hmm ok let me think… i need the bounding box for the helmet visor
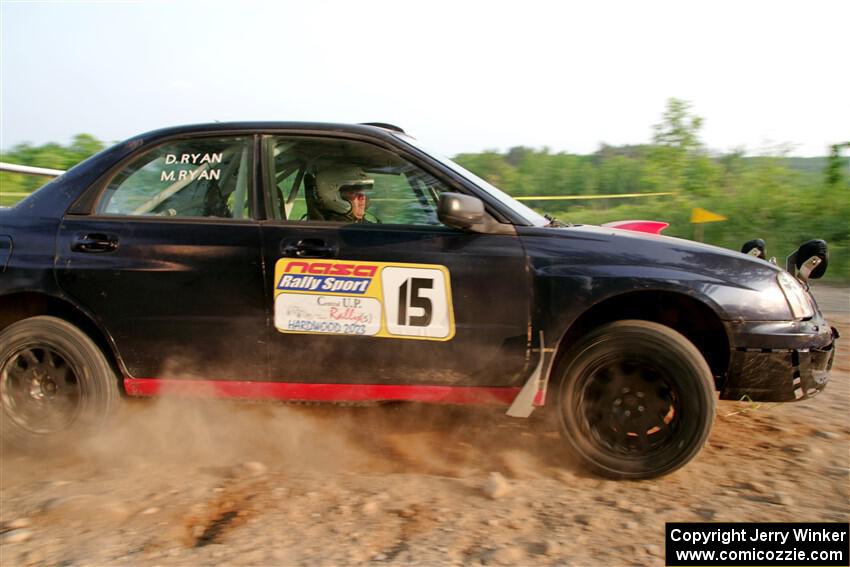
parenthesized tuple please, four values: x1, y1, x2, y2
(339, 181, 372, 202)
(339, 182, 372, 192)
(341, 191, 368, 202)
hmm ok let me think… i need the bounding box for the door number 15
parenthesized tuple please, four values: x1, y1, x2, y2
(397, 278, 432, 327)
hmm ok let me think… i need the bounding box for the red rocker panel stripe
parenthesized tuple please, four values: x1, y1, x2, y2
(124, 378, 524, 406)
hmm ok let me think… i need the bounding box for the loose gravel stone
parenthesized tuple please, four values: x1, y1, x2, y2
(39, 494, 94, 514)
(3, 528, 34, 543)
(775, 492, 795, 506)
(574, 513, 603, 528)
(237, 461, 268, 477)
(528, 540, 560, 556)
(692, 507, 717, 520)
(741, 481, 770, 494)
(100, 501, 132, 522)
(813, 430, 839, 440)
(5, 517, 32, 530)
(824, 466, 850, 478)
(492, 545, 526, 565)
(482, 472, 511, 500)
(397, 507, 417, 518)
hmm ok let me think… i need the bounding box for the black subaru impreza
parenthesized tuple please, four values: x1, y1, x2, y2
(0, 122, 838, 478)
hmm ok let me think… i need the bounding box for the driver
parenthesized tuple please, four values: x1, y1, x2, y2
(312, 165, 375, 223)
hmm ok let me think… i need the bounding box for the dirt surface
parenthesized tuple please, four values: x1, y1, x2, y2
(1, 287, 848, 566)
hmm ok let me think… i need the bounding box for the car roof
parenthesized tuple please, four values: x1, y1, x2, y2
(123, 122, 407, 146)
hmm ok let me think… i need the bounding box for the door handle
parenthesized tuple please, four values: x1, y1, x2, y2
(71, 233, 119, 253)
(281, 238, 337, 258)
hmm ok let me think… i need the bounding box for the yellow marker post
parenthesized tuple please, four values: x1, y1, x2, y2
(690, 208, 727, 223)
(690, 208, 727, 242)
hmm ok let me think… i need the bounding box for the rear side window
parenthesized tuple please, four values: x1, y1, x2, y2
(97, 137, 252, 219)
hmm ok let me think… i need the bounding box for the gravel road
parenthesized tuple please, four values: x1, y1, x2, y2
(1, 288, 848, 566)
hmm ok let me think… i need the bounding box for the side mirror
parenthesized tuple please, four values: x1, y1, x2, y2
(438, 193, 485, 230)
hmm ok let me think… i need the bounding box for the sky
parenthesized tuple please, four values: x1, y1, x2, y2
(1, 0, 848, 157)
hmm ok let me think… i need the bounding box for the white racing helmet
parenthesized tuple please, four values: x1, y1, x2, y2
(314, 165, 374, 216)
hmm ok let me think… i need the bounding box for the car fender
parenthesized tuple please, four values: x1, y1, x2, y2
(0, 289, 130, 379)
(531, 264, 749, 343)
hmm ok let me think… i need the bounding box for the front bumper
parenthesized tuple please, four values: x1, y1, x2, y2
(720, 319, 838, 402)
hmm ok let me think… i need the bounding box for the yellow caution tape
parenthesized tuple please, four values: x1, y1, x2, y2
(515, 192, 676, 201)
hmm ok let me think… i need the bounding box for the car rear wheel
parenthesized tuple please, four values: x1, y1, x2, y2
(0, 316, 120, 449)
(556, 320, 715, 479)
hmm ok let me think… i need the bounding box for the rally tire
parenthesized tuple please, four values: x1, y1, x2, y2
(556, 320, 715, 479)
(0, 316, 120, 450)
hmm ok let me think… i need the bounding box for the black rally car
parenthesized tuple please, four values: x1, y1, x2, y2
(0, 122, 838, 478)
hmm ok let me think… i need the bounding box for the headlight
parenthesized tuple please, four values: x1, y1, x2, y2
(777, 271, 814, 319)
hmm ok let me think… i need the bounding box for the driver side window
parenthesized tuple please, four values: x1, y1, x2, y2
(265, 136, 449, 226)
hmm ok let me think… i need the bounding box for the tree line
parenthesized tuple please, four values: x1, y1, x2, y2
(453, 100, 849, 280)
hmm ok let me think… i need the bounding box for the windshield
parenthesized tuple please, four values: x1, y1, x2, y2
(393, 133, 548, 227)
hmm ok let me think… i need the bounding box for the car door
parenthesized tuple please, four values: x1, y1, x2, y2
(55, 135, 267, 381)
(259, 133, 532, 390)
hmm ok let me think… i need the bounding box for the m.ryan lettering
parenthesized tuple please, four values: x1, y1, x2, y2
(160, 168, 220, 182)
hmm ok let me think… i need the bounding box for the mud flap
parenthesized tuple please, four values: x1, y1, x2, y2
(507, 331, 551, 418)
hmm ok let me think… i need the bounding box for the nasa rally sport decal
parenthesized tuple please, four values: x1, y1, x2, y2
(273, 259, 455, 340)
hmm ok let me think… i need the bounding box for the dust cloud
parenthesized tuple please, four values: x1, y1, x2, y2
(3, 373, 571, 488)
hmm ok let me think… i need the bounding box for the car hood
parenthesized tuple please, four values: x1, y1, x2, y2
(558, 224, 773, 271)
(518, 223, 792, 318)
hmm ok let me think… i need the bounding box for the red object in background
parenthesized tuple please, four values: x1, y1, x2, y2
(602, 220, 669, 234)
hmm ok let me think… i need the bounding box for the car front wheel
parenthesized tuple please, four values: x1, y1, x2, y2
(0, 316, 120, 449)
(556, 320, 715, 479)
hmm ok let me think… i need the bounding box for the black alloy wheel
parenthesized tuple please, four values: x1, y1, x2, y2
(0, 316, 120, 449)
(557, 320, 715, 479)
(2, 345, 83, 434)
